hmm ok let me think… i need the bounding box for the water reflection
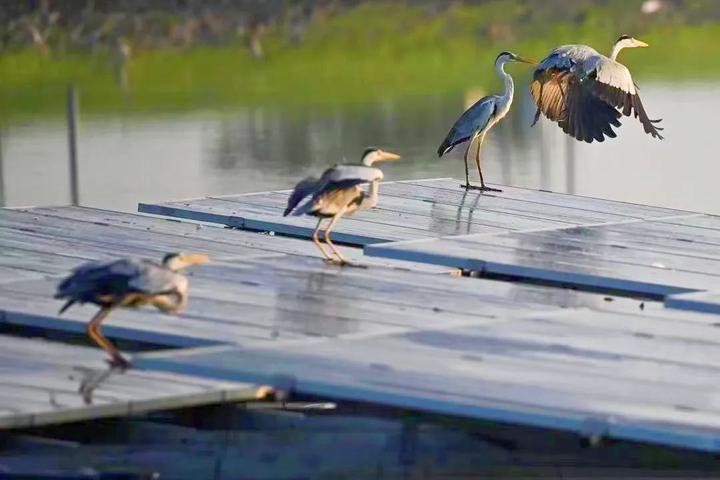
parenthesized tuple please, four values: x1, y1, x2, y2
(273, 270, 361, 338)
(2, 83, 719, 213)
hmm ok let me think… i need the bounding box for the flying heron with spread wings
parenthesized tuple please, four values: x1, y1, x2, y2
(530, 35, 663, 142)
(438, 51, 534, 192)
(55, 252, 208, 370)
(283, 147, 401, 266)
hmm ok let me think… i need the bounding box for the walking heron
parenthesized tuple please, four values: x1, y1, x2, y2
(283, 147, 401, 265)
(530, 35, 664, 142)
(55, 252, 209, 370)
(438, 51, 534, 192)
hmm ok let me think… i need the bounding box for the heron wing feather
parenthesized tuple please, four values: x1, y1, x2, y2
(588, 76, 664, 140)
(292, 166, 380, 216)
(437, 97, 496, 156)
(593, 58, 637, 95)
(587, 57, 662, 138)
(324, 165, 382, 183)
(530, 68, 570, 124)
(55, 258, 150, 303)
(556, 76, 622, 143)
(532, 45, 661, 142)
(284, 176, 322, 216)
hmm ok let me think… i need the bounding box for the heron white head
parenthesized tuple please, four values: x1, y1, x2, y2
(615, 34, 649, 49)
(162, 252, 209, 271)
(360, 147, 402, 166)
(494, 51, 535, 67)
(611, 35, 649, 60)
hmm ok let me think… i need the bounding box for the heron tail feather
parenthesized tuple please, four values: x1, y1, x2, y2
(58, 299, 75, 315)
(284, 176, 321, 216)
(437, 137, 454, 157)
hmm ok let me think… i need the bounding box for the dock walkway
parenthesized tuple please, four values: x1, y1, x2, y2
(139, 178, 690, 245)
(0, 335, 257, 429)
(3, 180, 720, 455)
(139, 178, 720, 299)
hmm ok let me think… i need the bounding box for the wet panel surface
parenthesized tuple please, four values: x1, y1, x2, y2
(0, 334, 259, 429)
(139, 304, 720, 453)
(365, 216, 720, 298)
(138, 179, 696, 246)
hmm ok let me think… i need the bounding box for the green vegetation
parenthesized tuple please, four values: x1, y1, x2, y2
(2, 1, 720, 122)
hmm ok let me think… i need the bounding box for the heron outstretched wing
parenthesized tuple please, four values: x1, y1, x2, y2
(589, 58, 663, 139)
(437, 96, 496, 156)
(531, 45, 662, 142)
(283, 176, 322, 216)
(55, 258, 177, 308)
(292, 165, 381, 216)
(284, 164, 384, 216)
(56, 259, 138, 300)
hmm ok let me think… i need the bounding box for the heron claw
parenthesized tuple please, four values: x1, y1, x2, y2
(460, 184, 503, 193)
(78, 362, 125, 405)
(105, 356, 132, 372)
(323, 258, 367, 269)
(340, 261, 368, 269)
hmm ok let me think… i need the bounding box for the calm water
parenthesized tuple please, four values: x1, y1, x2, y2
(2, 82, 719, 214)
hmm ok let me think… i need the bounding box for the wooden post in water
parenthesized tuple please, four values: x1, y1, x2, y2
(0, 128, 5, 207)
(67, 84, 80, 206)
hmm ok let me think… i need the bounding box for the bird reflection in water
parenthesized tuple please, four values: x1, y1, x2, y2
(500, 226, 626, 310)
(272, 269, 362, 338)
(423, 188, 487, 237)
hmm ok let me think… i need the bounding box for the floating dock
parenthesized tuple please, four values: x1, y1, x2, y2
(4, 179, 720, 476)
(0, 334, 258, 430)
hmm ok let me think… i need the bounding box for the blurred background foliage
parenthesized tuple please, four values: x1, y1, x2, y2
(2, 0, 720, 120)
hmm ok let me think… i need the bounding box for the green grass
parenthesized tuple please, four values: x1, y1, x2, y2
(2, 2, 720, 123)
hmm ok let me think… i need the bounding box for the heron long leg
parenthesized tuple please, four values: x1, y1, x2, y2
(311, 217, 334, 262)
(324, 209, 351, 265)
(474, 132, 502, 193)
(460, 134, 477, 189)
(87, 306, 130, 370)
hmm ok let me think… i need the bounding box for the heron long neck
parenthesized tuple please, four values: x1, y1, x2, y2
(360, 179, 381, 210)
(496, 60, 514, 106)
(610, 41, 625, 61)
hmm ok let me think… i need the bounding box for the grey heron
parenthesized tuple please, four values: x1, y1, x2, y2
(530, 35, 664, 142)
(438, 51, 534, 192)
(283, 147, 401, 265)
(55, 252, 209, 370)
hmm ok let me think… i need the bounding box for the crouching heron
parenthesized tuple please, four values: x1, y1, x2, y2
(283, 147, 401, 265)
(438, 51, 534, 192)
(55, 252, 209, 370)
(530, 35, 663, 142)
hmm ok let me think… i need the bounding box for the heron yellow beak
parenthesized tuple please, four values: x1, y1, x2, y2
(515, 55, 536, 65)
(179, 253, 210, 266)
(378, 150, 401, 162)
(633, 38, 649, 48)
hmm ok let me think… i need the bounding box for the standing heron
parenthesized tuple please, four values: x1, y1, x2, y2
(55, 252, 209, 370)
(530, 35, 663, 142)
(438, 51, 534, 192)
(283, 147, 401, 265)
